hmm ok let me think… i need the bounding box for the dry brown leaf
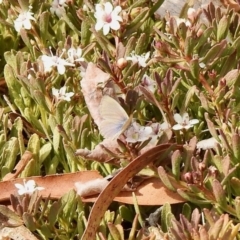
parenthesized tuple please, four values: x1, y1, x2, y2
(3, 151, 33, 181)
(0, 171, 102, 202)
(0, 160, 185, 239)
(76, 138, 119, 162)
(0, 225, 39, 240)
(0, 170, 184, 205)
(81, 143, 183, 240)
(83, 177, 184, 205)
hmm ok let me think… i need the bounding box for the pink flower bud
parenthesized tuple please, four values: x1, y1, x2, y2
(117, 58, 128, 69)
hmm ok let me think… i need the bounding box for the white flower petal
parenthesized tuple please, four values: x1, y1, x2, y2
(57, 64, 65, 75)
(173, 113, 183, 124)
(189, 119, 199, 125)
(15, 183, 24, 190)
(41, 50, 74, 75)
(52, 86, 74, 101)
(59, 86, 66, 94)
(125, 123, 153, 143)
(145, 52, 150, 60)
(113, 6, 122, 14)
(51, 0, 66, 17)
(52, 88, 58, 97)
(14, 21, 22, 32)
(172, 124, 183, 130)
(66, 92, 74, 97)
(67, 47, 84, 63)
(182, 112, 190, 122)
(95, 4, 103, 12)
(110, 21, 120, 30)
(103, 24, 110, 35)
(18, 189, 27, 195)
(25, 179, 36, 187)
(104, 2, 113, 14)
(183, 125, 192, 129)
(95, 21, 104, 31)
(23, 20, 32, 30)
(36, 186, 45, 191)
(126, 52, 149, 67)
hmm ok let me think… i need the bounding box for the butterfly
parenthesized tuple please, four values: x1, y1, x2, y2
(99, 95, 132, 139)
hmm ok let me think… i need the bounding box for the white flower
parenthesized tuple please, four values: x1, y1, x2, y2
(197, 137, 219, 150)
(174, 17, 191, 27)
(172, 113, 199, 130)
(151, 122, 170, 134)
(125, 122, 153, 143)
(14, 7, 36, 33)
(15, 179, 44, 195)
(94, 2, 122, 35)
(148, 122, 170, 145)
(141, 74, 157, 93)
(67, 47, 84, 63)
(187, 7, 197, 22)
(41, 49, 75, 75)
(52, 86, 74, 101)
(199, 62, 206, 68)
(50, 0, 67, 17)
(126, 52, 150, 67)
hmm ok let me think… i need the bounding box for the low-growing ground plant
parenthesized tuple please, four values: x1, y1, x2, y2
(1, 0, 240, 239)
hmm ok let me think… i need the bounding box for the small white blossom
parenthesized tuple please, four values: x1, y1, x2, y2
(41, 49, 75, 75)
(197, 137, 219, 150)
(67, 47, 84, 63)
(94, 2, 122, 35)
(50, 0, 67, 17)
(148, 122, 170, 145)
(199, 62, 206, 68)
(151, 122, 170, 135)
(52, 86, 74, 101)
(187, 7, 197, 22)
(14, 7, 36, 33)
(15, 179, 44, 195)
(141, 74, 157, 93)
(165, 17, 191, 29)
(126, 52, 150, 67)
(125, 122, 153, 143)
(174, 17, 191, 27)
(172, 113, 199, 130)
